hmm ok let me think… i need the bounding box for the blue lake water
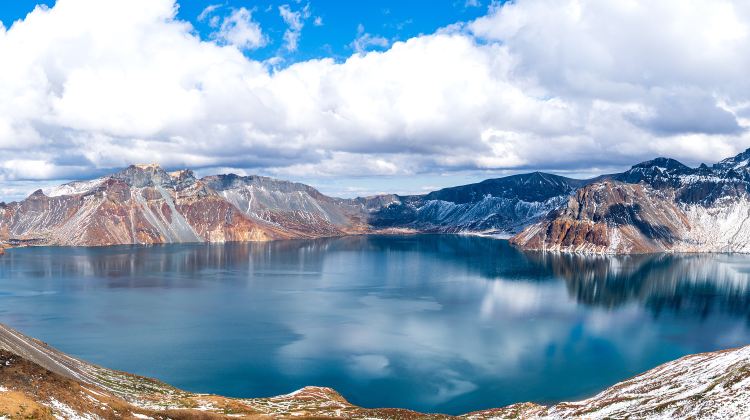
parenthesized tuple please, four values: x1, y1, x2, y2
(1, 234, 750, 414)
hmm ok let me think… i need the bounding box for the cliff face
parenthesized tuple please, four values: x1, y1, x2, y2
(0, 321, 748, 419)
(510, 181, 691, 253)
(512, 149, 750, 254)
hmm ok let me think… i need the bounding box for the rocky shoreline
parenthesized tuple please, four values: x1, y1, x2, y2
(0, 323, 747, 419)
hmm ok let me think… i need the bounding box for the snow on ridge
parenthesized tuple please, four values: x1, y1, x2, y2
(44, 178, 107, 197)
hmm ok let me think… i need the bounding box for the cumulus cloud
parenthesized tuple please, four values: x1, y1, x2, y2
(1, 0, 750, 200)
(279, 3, 311, 52)
(214, 7, 266, 50)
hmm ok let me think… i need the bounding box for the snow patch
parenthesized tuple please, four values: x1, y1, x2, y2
(44, 178, 106, 197)
(48, 397, 100, 420)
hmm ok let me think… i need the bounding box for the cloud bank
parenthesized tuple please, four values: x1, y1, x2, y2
(1, 0, 750, 198)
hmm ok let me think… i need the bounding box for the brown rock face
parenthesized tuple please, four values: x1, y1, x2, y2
(511, 181, 690, 254)
(0, 165, 368, 247)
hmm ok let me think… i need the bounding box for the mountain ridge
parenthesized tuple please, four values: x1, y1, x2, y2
(511, 148, 750, 254)
(7, 148, 750, 253)
(0, 164, 588, 247)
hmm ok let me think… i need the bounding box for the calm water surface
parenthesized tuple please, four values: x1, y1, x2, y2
(1, 235, 750, 414)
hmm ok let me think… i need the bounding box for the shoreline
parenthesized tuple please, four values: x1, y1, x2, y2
(8, 232, 750, 257)
(0, 322, 747, 419)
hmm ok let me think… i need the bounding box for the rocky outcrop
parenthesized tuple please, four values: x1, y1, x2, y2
(512, 148, 750, 254)
(510, 181, 690, 253)
(0, 322, 748, 419)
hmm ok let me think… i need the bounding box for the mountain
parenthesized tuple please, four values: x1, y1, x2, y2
(0, 321, 748, 419)
(0, 164, 369, 247)
(200, 173, 370, 236)
(512, 149, 750, 253)
(367, 172, 587, 235)
(0, 165, 587, 247)
(9, 149, 750, 253)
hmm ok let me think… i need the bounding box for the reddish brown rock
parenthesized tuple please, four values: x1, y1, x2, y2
(0, 165, 367, 248)
(511, 181, 690, 254)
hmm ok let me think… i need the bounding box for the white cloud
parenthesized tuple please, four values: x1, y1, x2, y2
(214, 7, 266, 50)
(2, 0, 750, 197)
(279, 3, 311, 52)
(351, 24, 390, 54)
(197, 4, 221, 22)
(313, 16, 323, 27)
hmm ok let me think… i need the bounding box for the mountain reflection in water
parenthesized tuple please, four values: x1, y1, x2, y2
(0, 235, 749, 414)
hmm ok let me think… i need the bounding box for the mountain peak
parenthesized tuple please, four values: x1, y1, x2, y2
(714, 147, 750, 171)
(631, 157, 690, 172)
(614, 157, 693, 188)
(114, 163, 172, 188)
(133, 163, 162, 170)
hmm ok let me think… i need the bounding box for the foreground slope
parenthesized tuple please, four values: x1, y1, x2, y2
(0, 323, 748, 419)
(512, 150, 750, 254)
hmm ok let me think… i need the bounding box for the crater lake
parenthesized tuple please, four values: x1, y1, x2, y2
(1, 235, 750, 414)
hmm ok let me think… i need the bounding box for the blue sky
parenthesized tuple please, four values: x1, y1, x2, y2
(1, 1, 489, 64)
(0, 0, 749, 202)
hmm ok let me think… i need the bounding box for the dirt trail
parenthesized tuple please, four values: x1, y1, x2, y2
(0, 324, 95, 384)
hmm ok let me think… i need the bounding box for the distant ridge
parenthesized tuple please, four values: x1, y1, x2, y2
(8, 149, 750, 253)
(0, 164, 588, 247)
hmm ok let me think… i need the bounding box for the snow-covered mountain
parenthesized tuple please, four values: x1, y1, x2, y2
(367, 172, 587, 236)
(512, 148, 750, 254)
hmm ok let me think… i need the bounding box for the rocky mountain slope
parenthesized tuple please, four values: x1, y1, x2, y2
(0, 322, 747, 419)
(367, 172, 587, 236)
(512, 149, 750, 254)
(8, 149, 750, 252)
(0, 164, 370, 247)
(0, 166, 586, 247)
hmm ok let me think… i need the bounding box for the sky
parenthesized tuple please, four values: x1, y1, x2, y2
(1, 0, 750, 201)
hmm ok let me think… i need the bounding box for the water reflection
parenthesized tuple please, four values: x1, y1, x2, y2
(0, 235, 749, 414)
(527, 251, 750, 319)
